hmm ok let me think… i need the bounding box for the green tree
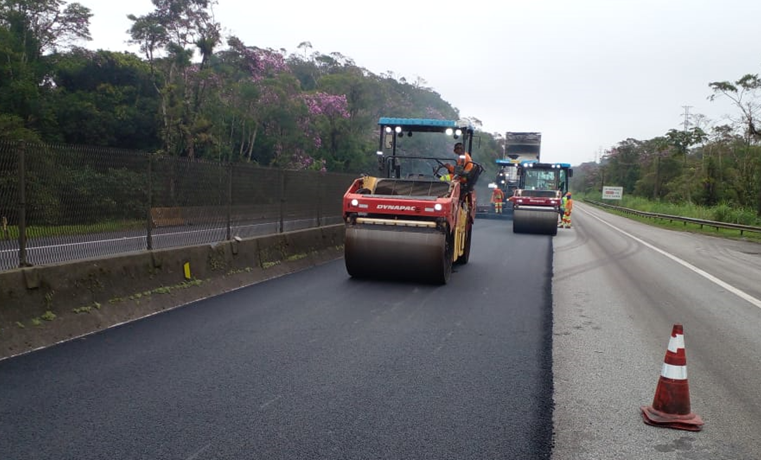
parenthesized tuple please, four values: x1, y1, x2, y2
(602, 139, 642, 194)
(709, 74, 761, 215)
(0, 113, 41, 141)
(128, 0, 221, 158)
(709, 74, 761, 141)
(0, 0, 92, 140)
(0, 0, 91, 56)
(50, 48, 160, 150)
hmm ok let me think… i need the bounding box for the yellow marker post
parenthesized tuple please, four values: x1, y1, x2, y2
(183, 262, 191, 280)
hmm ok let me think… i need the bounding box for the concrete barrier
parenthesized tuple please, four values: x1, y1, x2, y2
(0, 225, 346, 360)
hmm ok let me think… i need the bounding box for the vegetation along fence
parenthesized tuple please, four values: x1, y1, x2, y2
(0, 141, 358, 271)
(586, 200, 761, 236)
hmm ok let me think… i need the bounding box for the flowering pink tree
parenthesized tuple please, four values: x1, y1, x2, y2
(226, 37, 290, 81)
(212, 38, 353, 170)
(289, 92, 350, 170)
(219, 40, 350, 170)
(289, 150, 326, 172)
(302, 92, 350, 119)
(218, 37, 296, 164)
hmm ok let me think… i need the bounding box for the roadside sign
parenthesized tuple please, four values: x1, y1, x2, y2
(602, 186, 623, 200)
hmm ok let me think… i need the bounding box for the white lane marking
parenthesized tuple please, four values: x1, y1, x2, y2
(186, 443, 212, 460)
(0, 235, 148, 252)
(260, 395, 282, 409)
(0, 218, 334, 257)
(434, 330, 455, 354)
(583, 208, 761, 310)
(0, 222, 278, 254)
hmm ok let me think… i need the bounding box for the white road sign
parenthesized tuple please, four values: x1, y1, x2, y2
(602, 186, 623, 200)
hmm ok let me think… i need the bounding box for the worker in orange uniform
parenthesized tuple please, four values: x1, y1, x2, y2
(444, 142, 474, 184)
(491, 187, 505, 214)
(561, 192, 573, 228)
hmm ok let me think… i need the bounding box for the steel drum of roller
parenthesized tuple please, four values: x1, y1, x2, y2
(513, 208, 559, 235)
(345, 225, 452, 284)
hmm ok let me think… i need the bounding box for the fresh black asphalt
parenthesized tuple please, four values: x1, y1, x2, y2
(0, 218, 554, 459)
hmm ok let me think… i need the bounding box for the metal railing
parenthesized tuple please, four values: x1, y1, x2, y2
(586, 200, 761, 236)
(0, 141, 358, 271)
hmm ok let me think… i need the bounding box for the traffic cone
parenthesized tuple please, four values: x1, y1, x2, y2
(641, 324, 704, 431)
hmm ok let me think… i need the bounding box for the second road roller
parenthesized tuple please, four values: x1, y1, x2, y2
(508, 161, 573, 235)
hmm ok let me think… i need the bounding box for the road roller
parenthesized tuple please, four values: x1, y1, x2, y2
(343, 118, 483, 284)
(509, 161, 573, 236)
(476, 132, 542, 221)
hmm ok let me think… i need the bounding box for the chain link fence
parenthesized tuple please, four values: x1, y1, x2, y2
(0, 141, 357, 271)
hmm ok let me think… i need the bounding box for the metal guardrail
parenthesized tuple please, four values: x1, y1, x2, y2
(586, 200, 761, 236)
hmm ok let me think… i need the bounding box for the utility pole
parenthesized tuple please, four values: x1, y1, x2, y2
(681, 106, 692, 131)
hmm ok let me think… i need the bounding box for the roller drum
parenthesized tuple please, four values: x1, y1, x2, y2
(513, 208, 558, 235)
(345, 225, 451, 284)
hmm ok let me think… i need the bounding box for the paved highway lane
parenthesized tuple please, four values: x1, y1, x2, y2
(552, 203, 761, 460)
(1, 218, 555, 460)
(0, 217, 342, 271)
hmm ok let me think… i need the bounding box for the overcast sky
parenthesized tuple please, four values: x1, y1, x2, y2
(79, 0, 760, 166)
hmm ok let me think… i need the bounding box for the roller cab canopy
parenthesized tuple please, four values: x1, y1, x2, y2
(377, 118, 477, 180)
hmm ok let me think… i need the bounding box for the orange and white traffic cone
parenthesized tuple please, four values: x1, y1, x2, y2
(641, 324, 704, 431)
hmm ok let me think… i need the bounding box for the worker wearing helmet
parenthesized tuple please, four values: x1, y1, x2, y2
(491, 187, 505, 214)
(561, 192, 573, 228)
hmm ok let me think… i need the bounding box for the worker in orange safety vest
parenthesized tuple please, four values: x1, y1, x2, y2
(491, 187, 505, 214)
(560, 192, 573, 228)
(443, 142, 474, 183)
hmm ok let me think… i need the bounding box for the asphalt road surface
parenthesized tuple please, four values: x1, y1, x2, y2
(3, 205, 760, 459)
(0, 216, 343, 271)
(1, 218, 555, 460)
(552, 203, 761, 460)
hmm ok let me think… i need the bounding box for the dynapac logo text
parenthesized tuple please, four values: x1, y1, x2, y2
(377, 205, 416, 211)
